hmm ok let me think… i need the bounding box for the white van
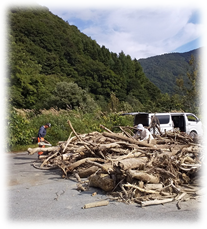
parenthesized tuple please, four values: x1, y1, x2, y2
(121, 112, 203, 138)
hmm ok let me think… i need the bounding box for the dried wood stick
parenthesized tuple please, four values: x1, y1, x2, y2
(127, 170, 160, 184)
(62, 131, 74, 153)
(82, 200, 109, 209)
(73, 171, 82, 183)
(107, 150, 142, 162)
(109, 148, 129, 154)
(146, 154, 155, 167)
(97, 142, 120, 151)
(153, 167, 176, 179)
(77, 183, 86, 191)
(115, 141, 140, 149)
(67, 120, 82, 142)
(120, 183, 128, 198)
(86, 160, 113, 173)
(145, 184, 163, 191)
(102, 132, 156, 148)
(169, 179, 181, 193)
(78, 166, 99, 178)
(119, 126, 132, 138)
(124, 183, 160, 194)
(175, 192, 187, 201)
(180, 163, 201, 168)
(67, 120, 95, 155)
(28, 146, 60, 155)
(141, 198, 174, 207)
(180, 163, 202, 171)
(40, 151, 59, 168)
(58, 164, 67, 175)
(66, 157, 105, 172)
(182, 156, 195, 164)
(100, 124, 113, 133)
(122, 126, 136, 136)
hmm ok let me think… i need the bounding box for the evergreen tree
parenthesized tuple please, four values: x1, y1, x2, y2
(175, 55, 200, 114)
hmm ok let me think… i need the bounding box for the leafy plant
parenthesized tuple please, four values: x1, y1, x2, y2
(175, 55, 200, 114)
(7, 108, 34, 148)
(46, 81, 99, 112)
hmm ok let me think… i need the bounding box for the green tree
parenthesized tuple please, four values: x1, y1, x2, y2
(108, 92, 120, 112)
(9, 37, 42, 108)
(175, 55, 200, 114)
(47, 81, 99, 112)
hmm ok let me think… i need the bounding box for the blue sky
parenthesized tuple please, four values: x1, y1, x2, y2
(32, 1, 203, 59)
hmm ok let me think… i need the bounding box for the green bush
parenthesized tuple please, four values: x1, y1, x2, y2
(7, 108, 34, 148)
(45, 82, 99, 113)
(22, 108, 103, 145)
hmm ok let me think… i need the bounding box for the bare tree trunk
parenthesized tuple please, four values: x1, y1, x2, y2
(103, 132, 156, 148)
(28, 146, 60, 155)
(89, 173, 115, 192)
(127, 169, 160, 183)
(118, 157, 148, 170)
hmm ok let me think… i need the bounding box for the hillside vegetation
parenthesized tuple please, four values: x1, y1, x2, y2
(9, 6, 163, 112)
(138, 48, 201, 95)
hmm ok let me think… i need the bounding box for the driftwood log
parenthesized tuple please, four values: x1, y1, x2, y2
(118, 157, 148, 170)
(141, 198, 174, 207)
(83, 200, 109, 209)
(127, 170, 160, 184)
(78, 166, 99, 178)
(89, 173, 115, 192)
(102, 132, 156, 148)
(28, 146, 60, 155)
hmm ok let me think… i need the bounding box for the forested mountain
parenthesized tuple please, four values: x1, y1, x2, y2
(138, 48, 201, 95)
(8, 6, 162, 112)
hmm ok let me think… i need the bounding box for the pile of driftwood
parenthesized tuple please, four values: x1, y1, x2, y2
(28, 120, 203, 208)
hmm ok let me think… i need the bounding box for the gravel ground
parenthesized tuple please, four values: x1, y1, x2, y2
(4, 151, 206, 228)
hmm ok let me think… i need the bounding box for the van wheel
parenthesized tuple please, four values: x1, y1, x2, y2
(189, 131, 197, 139)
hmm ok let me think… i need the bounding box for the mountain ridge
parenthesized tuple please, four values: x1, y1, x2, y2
(9, 5, 200, 113)
(138, 48, 201, 94)
(9, 6, 162, 111)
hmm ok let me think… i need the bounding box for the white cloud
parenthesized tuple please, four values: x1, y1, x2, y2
(201, 0, 207, 6)
(0, 0, 4, 5)
(37, 3, 203, 59)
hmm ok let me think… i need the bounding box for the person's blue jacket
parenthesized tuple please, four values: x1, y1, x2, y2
(37, 125, 47, 138)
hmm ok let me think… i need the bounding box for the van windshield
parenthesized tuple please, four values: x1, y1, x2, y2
(155, 115, 170, 124)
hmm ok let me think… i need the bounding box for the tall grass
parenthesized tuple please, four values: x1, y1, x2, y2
(5, 109, 207, 151)
(26, 109, 133, 147)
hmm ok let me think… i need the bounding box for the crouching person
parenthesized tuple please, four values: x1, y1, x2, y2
(135, 123, 156, 144)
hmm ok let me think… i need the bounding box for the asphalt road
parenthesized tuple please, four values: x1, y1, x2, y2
(4, 151, 206, 227)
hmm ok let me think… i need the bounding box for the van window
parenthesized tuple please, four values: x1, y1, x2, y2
(187, 114, 197, 122)
(155, 115, 170, 124)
